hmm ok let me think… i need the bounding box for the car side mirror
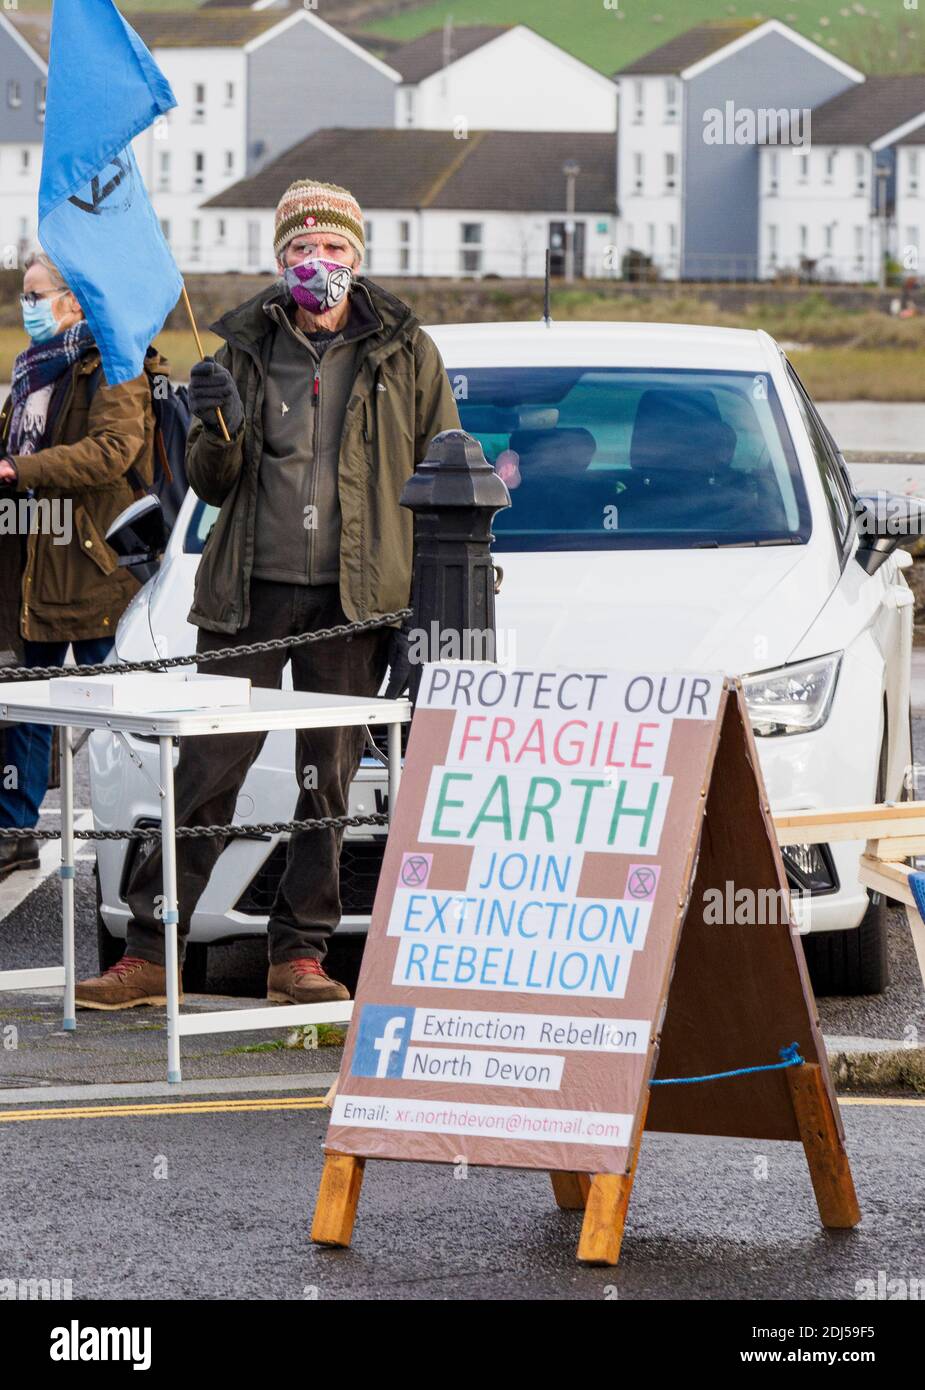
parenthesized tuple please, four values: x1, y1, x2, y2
(105, 495, 167, 584)
(854, 490, 925, 574)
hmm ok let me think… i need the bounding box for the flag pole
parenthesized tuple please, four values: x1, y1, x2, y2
(181, 284, 231, 442)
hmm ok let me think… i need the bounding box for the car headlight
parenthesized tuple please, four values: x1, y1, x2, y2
(741, 652, 842, 736)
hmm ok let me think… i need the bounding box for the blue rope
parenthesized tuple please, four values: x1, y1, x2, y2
(649, 1042, 804, 1087)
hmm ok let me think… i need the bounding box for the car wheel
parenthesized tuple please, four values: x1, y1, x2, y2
(801, 727, 890, 996)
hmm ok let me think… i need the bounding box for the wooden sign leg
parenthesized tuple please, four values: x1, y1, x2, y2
(787, 1064, 861, 1229)
(550, 1172, 591, 1210)
(576, 1101, 648, 1266)
(311, 1152, 366, 1247)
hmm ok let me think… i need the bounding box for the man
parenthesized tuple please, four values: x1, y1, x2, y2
(76, 180, 460, 1010)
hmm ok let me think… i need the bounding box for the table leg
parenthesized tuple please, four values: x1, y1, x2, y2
(60, 725, 76, 1032)
(159, 736, 182, 1084)
(388, 720, 402, 818)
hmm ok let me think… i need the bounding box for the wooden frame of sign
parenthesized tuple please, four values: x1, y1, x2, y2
(312, 672, 860, 1266)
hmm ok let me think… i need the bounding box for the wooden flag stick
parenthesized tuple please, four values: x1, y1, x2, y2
(181, 284, 230, 442)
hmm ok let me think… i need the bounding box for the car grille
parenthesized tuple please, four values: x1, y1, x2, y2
(233, 837, 387, 917)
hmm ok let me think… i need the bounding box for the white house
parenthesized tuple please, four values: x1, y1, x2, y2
(0, 11, 46, 268)
(759, 75, 925, 282)
(388, 23, 618, 134)
(6, 6, 401, 272)
(613, 20, 863, 280)
(892, 122, 925, 280)
(200, 127, 618, 278)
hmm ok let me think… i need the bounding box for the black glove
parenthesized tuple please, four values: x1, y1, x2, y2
(188, 358, 244, 437)
(383, 620, 412, 699)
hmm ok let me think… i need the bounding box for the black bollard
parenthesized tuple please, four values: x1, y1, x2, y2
(400, 429, 510, 702)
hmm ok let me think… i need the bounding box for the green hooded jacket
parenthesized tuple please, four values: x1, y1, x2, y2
(186, 276, 461, 635)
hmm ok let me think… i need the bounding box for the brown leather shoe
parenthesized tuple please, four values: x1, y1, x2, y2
(75, 956, 183, 1011)
(267, 958, 350, 1005)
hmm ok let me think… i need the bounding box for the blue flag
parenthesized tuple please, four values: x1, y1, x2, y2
(38, 0, 182, 385)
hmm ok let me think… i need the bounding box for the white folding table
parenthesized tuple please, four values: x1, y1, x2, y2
(0, 681, 410, 1082)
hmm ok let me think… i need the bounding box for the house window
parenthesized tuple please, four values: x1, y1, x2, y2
(664, 78, 679, 121)
(193, 84, 206, 122)
(364, 219, 373, 272)
(224, 151, 234, 177)
(824, 223, 834, 254)
(909, 151, 919, 195)
(799, 224, 808, 253)
(7, 80, 21, 108)
(20, 148, 30, 175)
(216, 219, 227, 245)
(35, 81, 45, 121)
(190, 219, 202, 263)
(158, 150, 171, 192)
(398, 219, 411, 273)
(824, 150, 836, 182)
(460, 222, 482, 275)
(225, 82, 235, 106)
(402, 88, 415, 126)
(633, 80, 644, 122)
(767, 224, 778, 262)
(768, 151, 779, 193)
(664, 152, 676, 191)
(633, 152, 644, 193)
(247, 220, 260, 269)
(646, 223, 655, 253)
(193, 152, 205, 191)
(668, 223, 678, 253)
(855, 226, 865, 263)
(906, 226, 919, 257)
(799, 153, 809, 183)
(159, 218, 171, 242)
(855, 151, 866, 191)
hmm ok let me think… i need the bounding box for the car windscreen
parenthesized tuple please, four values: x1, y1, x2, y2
(184, 500, 219, 555)
(449, 366, 811, 550)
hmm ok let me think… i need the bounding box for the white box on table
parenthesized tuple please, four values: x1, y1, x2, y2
(47, 673, 252, 711)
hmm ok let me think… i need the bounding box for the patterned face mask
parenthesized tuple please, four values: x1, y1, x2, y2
(282, 257, 353, 314)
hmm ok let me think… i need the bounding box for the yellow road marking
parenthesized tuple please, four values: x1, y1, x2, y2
(839, 1096, 925, 1108)
(0, 1096, 329, 1122)
(0, 1094, 920, 1124)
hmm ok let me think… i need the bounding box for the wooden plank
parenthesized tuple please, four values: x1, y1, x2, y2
(550, 1172, 591, 1210)
(577, 1100, 648, 1265)
(866, 837, 925, 859)
(774, 803, 925, 845)
(787, 1064, 861, 1230)
(858, 855, 916, 907)
(311, 1152, 366, 1247)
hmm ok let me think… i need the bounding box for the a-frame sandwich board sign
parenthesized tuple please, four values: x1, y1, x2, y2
(311, 663, 860, 1265)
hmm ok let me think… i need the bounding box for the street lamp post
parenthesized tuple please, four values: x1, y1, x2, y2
(563, 159, 580, 283)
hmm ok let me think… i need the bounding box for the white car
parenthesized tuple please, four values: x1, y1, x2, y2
(91, 320, 916, 996)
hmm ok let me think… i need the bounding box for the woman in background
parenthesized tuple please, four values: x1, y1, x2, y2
(0, 251, 156, 879)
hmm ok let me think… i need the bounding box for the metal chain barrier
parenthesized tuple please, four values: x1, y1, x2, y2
(0, 607, 409, 841)
(0, 814, 389, 841)
(0, 608, 411, 683)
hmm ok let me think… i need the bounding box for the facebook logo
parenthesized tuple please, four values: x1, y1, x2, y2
(352, 1004, 415, 1079)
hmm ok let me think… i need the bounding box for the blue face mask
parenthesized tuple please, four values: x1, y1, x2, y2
(23, 299, 61, 344)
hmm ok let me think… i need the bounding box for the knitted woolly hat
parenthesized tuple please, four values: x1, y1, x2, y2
(274, 181, 365, 262)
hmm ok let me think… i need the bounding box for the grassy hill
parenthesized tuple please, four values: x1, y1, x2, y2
(12, 0, 925, 76)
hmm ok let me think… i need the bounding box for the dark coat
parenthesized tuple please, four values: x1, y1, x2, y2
(185, 276, 461, 635)
(0, 349, 157, 643)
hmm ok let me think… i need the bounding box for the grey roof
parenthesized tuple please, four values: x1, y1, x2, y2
(204, 127, 616, 212)
(612, 20, 763, 77)
(386, 25, 512, 83)
(806, 75, 925, 144)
